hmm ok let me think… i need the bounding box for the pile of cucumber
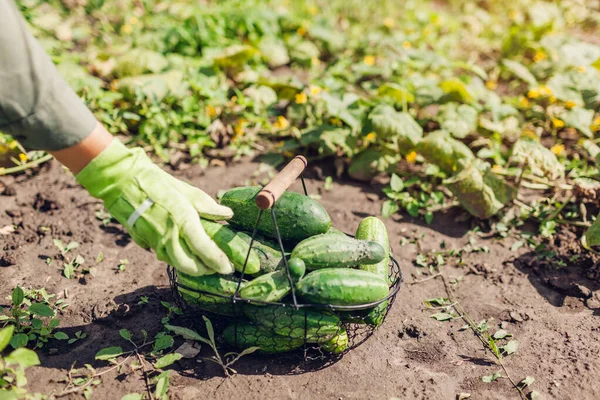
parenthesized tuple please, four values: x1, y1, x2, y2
(176, 186, 394, 354)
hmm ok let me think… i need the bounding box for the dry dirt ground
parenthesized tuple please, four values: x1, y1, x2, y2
(1, 158, 600, 400)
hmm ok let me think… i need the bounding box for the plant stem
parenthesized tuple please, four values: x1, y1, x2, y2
(135, 350, 154, 400)
(0, 154, 53, 176)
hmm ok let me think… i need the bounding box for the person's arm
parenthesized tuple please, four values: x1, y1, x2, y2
(0, 0, 234, 276)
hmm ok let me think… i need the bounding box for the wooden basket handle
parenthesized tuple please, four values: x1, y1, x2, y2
(255, 155, 307, 209)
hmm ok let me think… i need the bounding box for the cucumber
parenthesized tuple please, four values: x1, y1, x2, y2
(291, 234, 385, 269)
(355, 217, 390, 284)
(364, 301, 388, 327)
(239, 269, 293, 302)
(326, 226, 347, 236)
(321, 327, 348, 354)
(220, 186, 331, 242)
(176, 272, 244, 316)
(200, 219, 261, 274)
(296, 268, 389, 306)
(243, 304, 341, 343)
(287, 258, 306, 280)
(237, 232, 283, 274)
(222, 323, 303, 353)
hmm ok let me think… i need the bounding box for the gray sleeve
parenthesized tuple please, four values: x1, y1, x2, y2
(0, 0, 97, 151)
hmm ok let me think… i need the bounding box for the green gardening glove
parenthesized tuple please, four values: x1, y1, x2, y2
(76, 139, 234, 276)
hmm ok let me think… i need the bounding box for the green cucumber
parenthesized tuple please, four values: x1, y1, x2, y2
(237, 232, 284, 274)
(355, 217, 390, 284)
(321, 327, 348, 354)
(326, 226, 347, 236)
(220, 186, 331, 242)
(239, 269, 293, 302)
(287, 258, 306, 280)
(364, 301, 388, 327)
(176, 272, 244, 316)
(243, 304, 341, 343)
(200, 219, 261, 274)
(296, 268, 389, 306)
(291, 234, 385, 269)
(222, 323, 303, 353)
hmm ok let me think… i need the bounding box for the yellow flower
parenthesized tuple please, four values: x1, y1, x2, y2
(309, 85, 322, 95)
(405, 151, 417, 163)
(205, 105, 217, 118)
(485, 80, 498, 90)
(539, 85, 553, 96)
(295, 92, 307, 104)
(273, 115, 290, 129)
(275, 141, 285, 148)
(297, 26, 307, 36)
(549, 96, 557, 104)
(522, 128, 537, 138)
(565, 100, 577, 109)
(363, 55, 375, 66)
(330, 117, 342, 126)
(311, 56, 321, 66)
(508, 10, 518, 21)
(402, 41, 411, 49)
(110, 79, 119, 91)
(383, 17, 394, 28)
(121, 24, 132, 34)
(19, 153, 28, 162)
(550, 144, 565, 156)
(234, 119, 247, 138)
(423, 27, 432, 36)
(591, 117, 600, 132)
(519, 97, 531, 108)
(283, 150, 294, 157)
(365, 132, 376, 143)
(527, 89, 540, 99)
(308, 6, 318, 15)
(576, 66, 587, 73)
(492, 164, 503, 172)
(533, 50, 547, 63)
(129, 16, 139, 25)
(552, 118, 565, 129)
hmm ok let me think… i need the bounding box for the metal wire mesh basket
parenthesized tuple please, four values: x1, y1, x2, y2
(167, 156, 403, 360)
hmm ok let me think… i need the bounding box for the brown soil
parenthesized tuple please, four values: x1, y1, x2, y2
(1, 159, 600, 400)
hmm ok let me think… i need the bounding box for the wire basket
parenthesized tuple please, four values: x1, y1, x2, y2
(167, 156, 403, 360)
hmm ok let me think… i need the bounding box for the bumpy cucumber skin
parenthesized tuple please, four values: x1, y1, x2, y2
(291, 234, 385, 269)
(320, 327, 349, 354)
(326, 226, 347, 236)
(220, 187, 332, 242)
(287, 258, 306, 280)
(243, 304, 341, 343)
(239, 269, 291, 302)
(237, 232, 283, 274)
(176, 272, 245, 316)
(355, 217, 390, 284)
(200, 219, 261, 274)
(296, 268, 389, 306)
(222, 323, 303, 353)
(364, 301, 388, 327)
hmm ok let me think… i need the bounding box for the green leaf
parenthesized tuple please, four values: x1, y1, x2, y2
(0, 325, 15, 352)
(519, 376, 535, 388)
(202, 316, 216, 347)
(121, 394, 143, 400)
(481, 371, 502, 383)
(95, 346, 124, 361)
(10, 333, 29, 349)
(155, 370, 171, 399)
(492, 329, 509, 340)
(500, 340, 518, 355)
(430, 312, 454, 321)
(211, 44, 257, 69)
(381, 200, 399, 219)
(63, 262, 75, 279)
(510, 241, 523, 252)
(437, 103, 478, 139)
(592, 57, 600, 72)
(4, 348, 40, 368)
(390, 174, 404, 192)
(119, 329, 132, 341)
(502, 60, 538, 86)
(368, 105, 423, 152)
(12, 286, 24, 307)
(114, 49, 168, 77)
(378, 83, 415, 104)
(28, 303, 55, 317)
(164, 325, 209, 344)
(154, 353, 183, 369)
(424, 297, 449, 307)
(528, 391, 540, 400)
(418, 131, 474, 174)
(510, 138, 564, 179)
(348, 147, 401, 181)
(439, 78, 474, 103)
(258, 37, 290, 68)
(54, 332, 69, 340)
(560, 107, 594, 138)
(153, 335, 174, 353)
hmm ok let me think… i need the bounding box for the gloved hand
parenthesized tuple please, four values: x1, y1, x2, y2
(76, 139, 234, 276)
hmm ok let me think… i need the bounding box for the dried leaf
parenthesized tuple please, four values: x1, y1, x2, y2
(418, 130, 474, 173)
(511, 138, 565, 179)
